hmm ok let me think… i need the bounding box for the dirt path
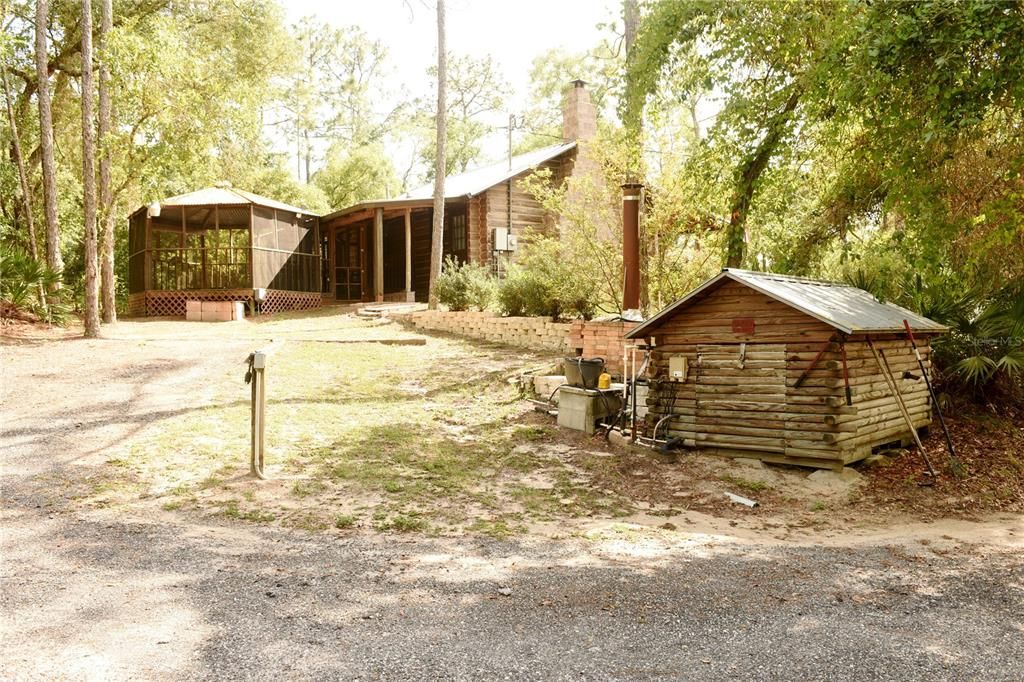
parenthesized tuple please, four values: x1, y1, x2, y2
(2, 318, 1022, 680)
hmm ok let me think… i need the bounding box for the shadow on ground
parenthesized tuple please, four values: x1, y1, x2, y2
(2, 507, 1021, 680)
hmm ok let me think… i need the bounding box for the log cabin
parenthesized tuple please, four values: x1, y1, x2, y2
(625, 269, 948, 470)
(318, 80, 599, 303)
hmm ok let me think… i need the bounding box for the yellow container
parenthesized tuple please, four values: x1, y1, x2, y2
(597, 372, 612, 390)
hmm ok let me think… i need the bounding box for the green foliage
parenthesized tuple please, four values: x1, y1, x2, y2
(517, 45, 622, 152)
(247, 165, 330, 214)
(414, 53, 508, 180)
(627, 0, 1023, 285)
(938, 281, 1024, 393)
(497, 266, 555, 318)
(840, 253, 1023, 395)
(280, 18, 401, 185)
(333, 514, 358, 530)
(0, 246, 68, 322)
(314, 143, 399, 209)
(434, 256, 496, 312)
(497, 238, 598, 321)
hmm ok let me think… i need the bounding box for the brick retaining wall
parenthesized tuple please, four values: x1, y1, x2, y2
(390, 310, 639, 376)
(389, 310, 572, 353)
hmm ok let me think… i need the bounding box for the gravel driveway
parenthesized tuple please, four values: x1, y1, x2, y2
(2, 324, 1022, 681)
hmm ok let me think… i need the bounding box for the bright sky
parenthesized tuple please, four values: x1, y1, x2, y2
(281, 0, 616, 174)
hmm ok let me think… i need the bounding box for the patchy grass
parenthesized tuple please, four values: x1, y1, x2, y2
(219, 499, 276, 523)
(334, 514, 358, 529)
(720, 474, 771, 494)
(467, 518, 526, 538)
(95, 313, 638, 534)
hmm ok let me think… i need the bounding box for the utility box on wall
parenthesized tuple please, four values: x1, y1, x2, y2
(493, 227, 517, 253)
(669, 355, 688, 382)
(493, 227, 510, 252)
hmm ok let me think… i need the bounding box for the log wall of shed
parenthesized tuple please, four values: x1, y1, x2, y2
(641, 281, 936, 468)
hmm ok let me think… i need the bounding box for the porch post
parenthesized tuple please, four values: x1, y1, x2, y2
(374, 207, 384, 302)
(404, 208, 412, 300)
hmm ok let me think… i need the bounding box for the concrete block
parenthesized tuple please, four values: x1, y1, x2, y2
(232, 301, 246, 320)
(201, 309, 231, 322)
(557, 386, 622, 435)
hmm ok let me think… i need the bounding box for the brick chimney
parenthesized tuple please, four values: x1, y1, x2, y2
(562, 79, 597, 142)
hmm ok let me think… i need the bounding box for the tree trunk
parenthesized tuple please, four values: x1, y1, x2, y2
(624, 0, 639, 55)
(303, 129, 311, 183)
(98, 0, 116, 323)
(2, 66, 47, 314)
(427, 0, 447, 310)
(2, 68, 39, 263)
(81, 0, 101, 338)
(622, 0, 643, 155)
(724, 88, 801, 268)
(35, 0, 63, 285)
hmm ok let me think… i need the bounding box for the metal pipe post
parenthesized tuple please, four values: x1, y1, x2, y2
(621, 183, 643, 313)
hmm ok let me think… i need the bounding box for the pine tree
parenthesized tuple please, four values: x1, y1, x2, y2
(427, 0, 447, 309)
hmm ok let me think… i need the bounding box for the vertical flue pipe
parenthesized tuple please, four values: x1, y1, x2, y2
(621, 182, 643, 313)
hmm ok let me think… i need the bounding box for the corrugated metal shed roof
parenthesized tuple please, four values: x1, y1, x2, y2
(626, 269, 949, 338)
(320, 141, 576, 221)
(155, 186, 318, 216)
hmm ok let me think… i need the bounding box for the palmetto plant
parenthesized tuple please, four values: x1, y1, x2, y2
(848, 268, 1023, 393)
(925, 279, 1024, 391)
(952, 283, 1024, 386)
(0, 246, 65, 322)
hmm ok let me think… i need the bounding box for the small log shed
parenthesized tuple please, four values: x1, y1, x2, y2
(626, 269, 948, 470)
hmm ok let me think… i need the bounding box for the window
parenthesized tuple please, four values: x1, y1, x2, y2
(444, 210, 467, 262)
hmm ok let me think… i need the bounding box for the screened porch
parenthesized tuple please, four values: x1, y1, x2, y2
(126, 188, 323, 317)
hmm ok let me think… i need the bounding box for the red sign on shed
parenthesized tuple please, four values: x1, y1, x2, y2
(732, 318, 756, 335)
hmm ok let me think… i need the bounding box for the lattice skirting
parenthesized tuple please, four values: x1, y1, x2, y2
(135, 289, 322, 317)
(260, 290, 322, 315)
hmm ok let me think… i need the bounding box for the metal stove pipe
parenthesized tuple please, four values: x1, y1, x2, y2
(621, 182, 643, 314)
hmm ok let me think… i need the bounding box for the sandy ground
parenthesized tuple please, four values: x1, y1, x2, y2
(2, 315, 1022, 680)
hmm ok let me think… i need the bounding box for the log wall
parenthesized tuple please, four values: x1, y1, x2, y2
(484, 159, 564, 250)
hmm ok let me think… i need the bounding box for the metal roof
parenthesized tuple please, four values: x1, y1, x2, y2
(399, 141, 576, 200)
(321, 141, 576, 221)
(625, 269, 949, 338)
(153, 186, 318, 216)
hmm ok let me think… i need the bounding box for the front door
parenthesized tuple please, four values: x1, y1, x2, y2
(334, 227, 365, 301)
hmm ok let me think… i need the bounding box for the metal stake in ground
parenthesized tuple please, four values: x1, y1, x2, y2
(245, 350, 267, 480)
(903, 319, 965, 478)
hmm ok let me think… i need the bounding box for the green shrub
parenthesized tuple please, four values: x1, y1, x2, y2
(434, 256, 496, 311)
(497, 266, 557, 317)
(497, 237, 600, 320)
(0, 246, 68, 323)
(848, 264, 1023, 396)
(334, 514, 358, 529)
(932, 280, 1024, 394)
